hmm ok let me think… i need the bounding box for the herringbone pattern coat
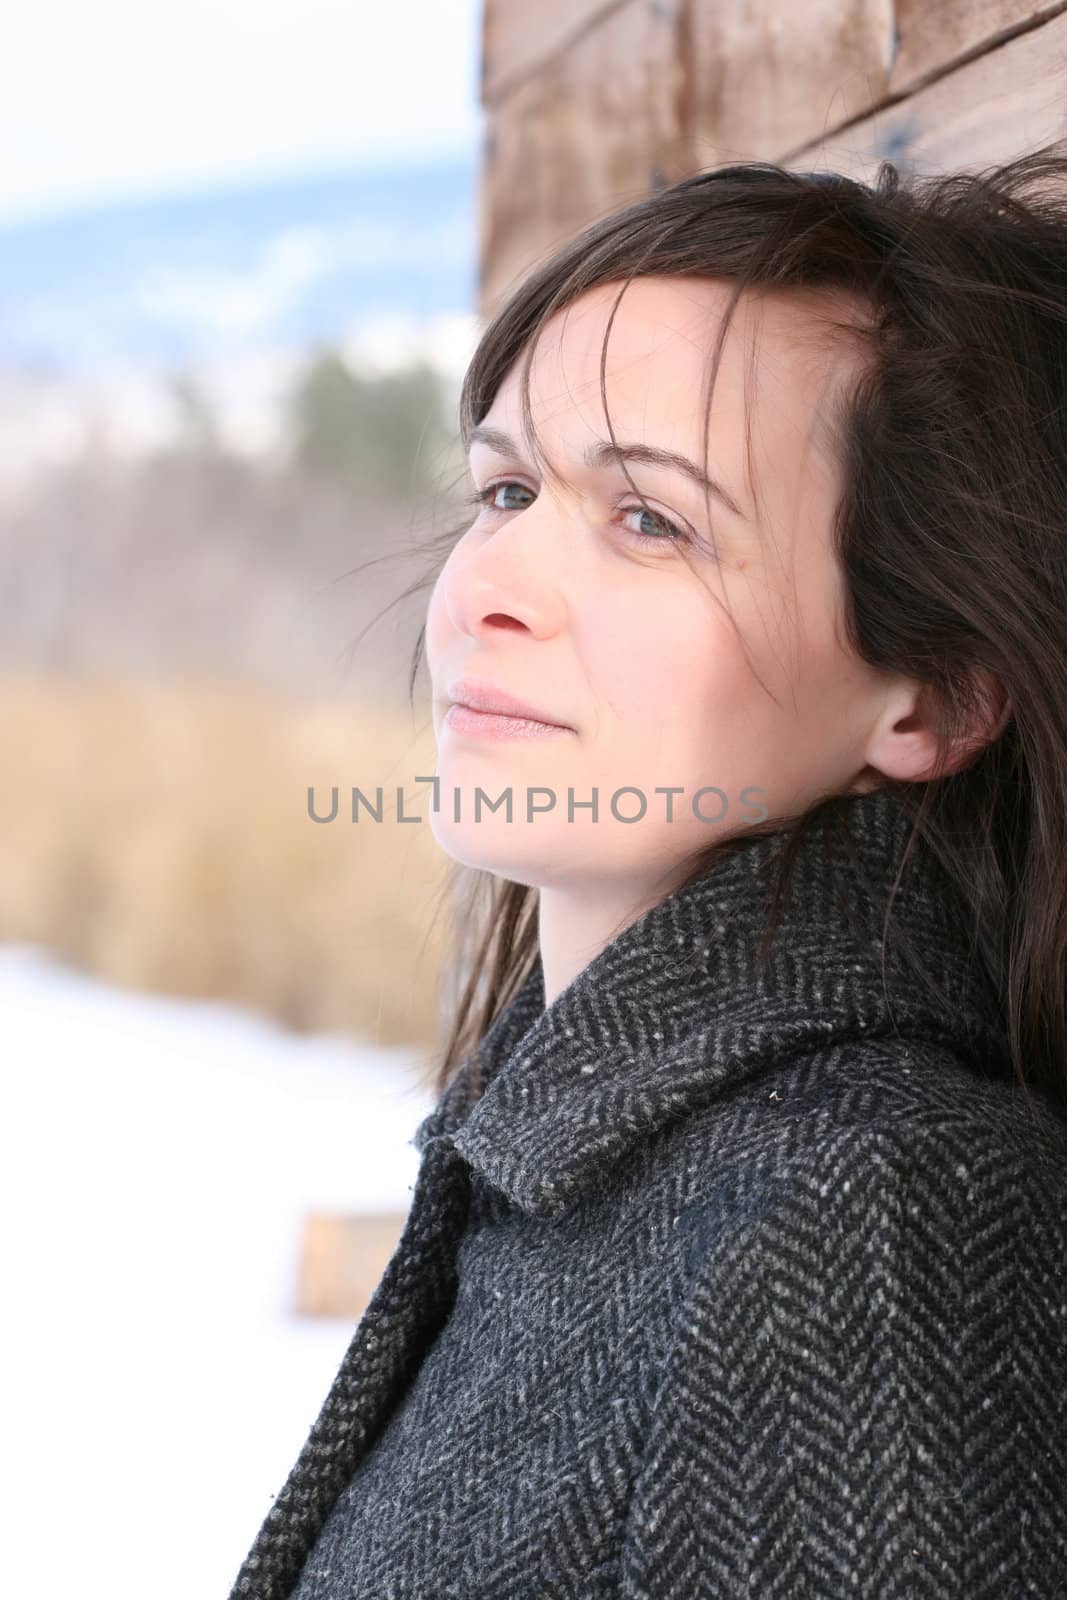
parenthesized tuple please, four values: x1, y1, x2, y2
(228, 788, 1067, 1599)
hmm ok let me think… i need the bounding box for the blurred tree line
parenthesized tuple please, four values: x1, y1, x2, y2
(287, 348, 461, 503)
(1, 344, 471, 703)
(169, 344, 465, 505)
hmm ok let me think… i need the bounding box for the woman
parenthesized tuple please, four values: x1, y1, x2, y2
(229, 146, 1067, 1598)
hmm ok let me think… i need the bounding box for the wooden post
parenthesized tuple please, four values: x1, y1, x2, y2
(296, 1210, 410, 1319)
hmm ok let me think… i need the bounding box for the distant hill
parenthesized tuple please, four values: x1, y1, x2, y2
(0, 153, 478, 377)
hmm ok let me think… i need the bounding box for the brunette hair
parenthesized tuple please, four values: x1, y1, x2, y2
(383, 140, 1067, 1113)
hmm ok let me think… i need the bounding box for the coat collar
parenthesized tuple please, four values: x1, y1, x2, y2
(414, 789, 1011, 1220)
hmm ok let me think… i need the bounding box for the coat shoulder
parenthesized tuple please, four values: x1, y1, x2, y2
(742, 1033, 1067, 1182)
(664, 1034, 1067, 1262)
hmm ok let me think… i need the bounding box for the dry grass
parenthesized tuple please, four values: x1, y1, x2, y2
(0, 671, 452, 1052)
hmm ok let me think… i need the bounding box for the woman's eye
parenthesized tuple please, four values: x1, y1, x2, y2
(474, 479, 691, 550)
(618, 504, 689, 546)
(476, 481, 535, 513)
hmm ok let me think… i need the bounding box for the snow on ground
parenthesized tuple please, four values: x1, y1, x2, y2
(0, 941, 437, 1598)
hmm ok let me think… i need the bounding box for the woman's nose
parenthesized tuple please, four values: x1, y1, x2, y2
(442, 510, 572, 641)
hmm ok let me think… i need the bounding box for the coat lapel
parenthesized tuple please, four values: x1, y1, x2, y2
(438, 789, 1012, 1219)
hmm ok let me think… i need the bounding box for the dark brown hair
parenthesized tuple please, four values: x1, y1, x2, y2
(387, 141, 1067, 1115)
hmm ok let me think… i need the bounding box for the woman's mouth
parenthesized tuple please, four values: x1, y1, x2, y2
(443, 703, 574, 741)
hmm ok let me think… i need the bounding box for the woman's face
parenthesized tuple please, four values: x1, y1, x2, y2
(425, 274, 895, 892)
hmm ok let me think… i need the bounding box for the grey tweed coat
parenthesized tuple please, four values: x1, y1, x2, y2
(228, 788, 1067, 1599)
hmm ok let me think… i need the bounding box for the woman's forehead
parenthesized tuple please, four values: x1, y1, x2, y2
(497, 277, 861, 413)
(485, 276, 861, 487)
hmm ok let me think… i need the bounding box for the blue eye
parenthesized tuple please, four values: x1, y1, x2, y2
(476, 481, 535, 514)
(618, 504, 689, 546)
(473, 480, 692, 550)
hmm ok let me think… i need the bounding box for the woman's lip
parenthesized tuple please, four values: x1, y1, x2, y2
(445, 678, 572, 728)
(443, 703, 574, 741)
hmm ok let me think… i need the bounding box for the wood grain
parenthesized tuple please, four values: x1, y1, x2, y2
(479, 1, 1067, 316)
(483, 0, 627, 103)
(787, 6, 1067, 183)
(479, 0, 690, 315)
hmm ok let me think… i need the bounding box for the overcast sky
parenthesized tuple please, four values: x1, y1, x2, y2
(0, 0, 483, 225)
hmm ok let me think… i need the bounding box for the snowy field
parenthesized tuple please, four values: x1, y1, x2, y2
(0, 941, 437, 1598)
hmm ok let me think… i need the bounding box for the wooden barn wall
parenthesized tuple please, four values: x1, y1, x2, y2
(477, 0, 1067, 317)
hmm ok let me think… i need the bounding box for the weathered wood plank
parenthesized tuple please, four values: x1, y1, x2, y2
(479, 0, 690, 316)
(479, 0, 896, 313)
(482, 0, 1065, 116)
(786, 6, 1067, 183)
(683, 1, 1064, 176)
(482, 0, 626, 103)
(684, 0, 894, 170)
(479, 1, 1067, 316)
(890, 1, 1066, 95)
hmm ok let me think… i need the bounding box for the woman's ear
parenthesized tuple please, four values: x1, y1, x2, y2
(941, 668, 1014, 775)
(973, 668, 1014, 745)
(860, 669, 1013, 785)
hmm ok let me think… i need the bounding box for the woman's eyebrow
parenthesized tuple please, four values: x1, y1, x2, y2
(465, 424, 748, 522)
